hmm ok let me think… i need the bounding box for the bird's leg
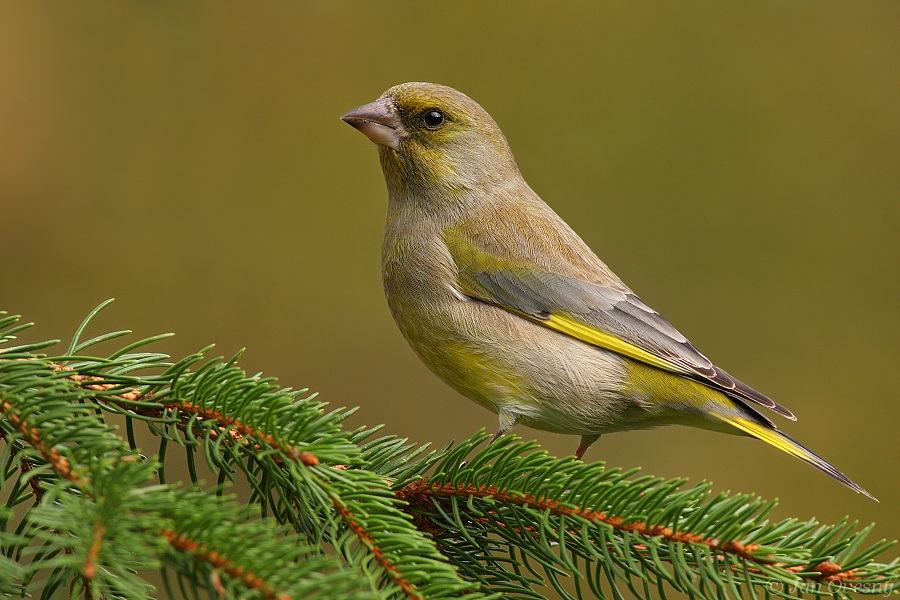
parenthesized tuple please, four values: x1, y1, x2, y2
(488, 410, 518, 446)
(460, 411, 518, 469)
(575, 434, 600, 460)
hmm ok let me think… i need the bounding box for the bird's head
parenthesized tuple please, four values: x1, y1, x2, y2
(342, 82, 520, 202)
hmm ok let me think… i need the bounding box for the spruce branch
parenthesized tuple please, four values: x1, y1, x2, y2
(0, 303, 897, 600)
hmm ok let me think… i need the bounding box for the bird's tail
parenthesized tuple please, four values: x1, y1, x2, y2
(713, 413, 877, 501)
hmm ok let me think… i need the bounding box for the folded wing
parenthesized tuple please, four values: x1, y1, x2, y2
(446, 234, 796, 422)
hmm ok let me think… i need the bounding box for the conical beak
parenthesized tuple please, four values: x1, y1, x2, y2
(341, 97, 403, 151)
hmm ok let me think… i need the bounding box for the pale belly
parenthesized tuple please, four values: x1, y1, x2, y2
(388, 289, 648, 437)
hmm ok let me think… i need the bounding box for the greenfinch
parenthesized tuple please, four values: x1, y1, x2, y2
(342, 82, 873, 499)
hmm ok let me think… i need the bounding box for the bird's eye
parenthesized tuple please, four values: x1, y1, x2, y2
(422, 109, 445, 128)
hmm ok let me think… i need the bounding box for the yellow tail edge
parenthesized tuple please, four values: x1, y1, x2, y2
(719, 415, 877, 502)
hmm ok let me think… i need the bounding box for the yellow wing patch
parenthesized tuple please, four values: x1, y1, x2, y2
(544, 313, 693, 376)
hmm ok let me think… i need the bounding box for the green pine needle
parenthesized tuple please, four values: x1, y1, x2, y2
(0, 303, 896, 600)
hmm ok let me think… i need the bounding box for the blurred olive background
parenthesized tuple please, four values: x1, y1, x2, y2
(1, 0, 897, 558)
